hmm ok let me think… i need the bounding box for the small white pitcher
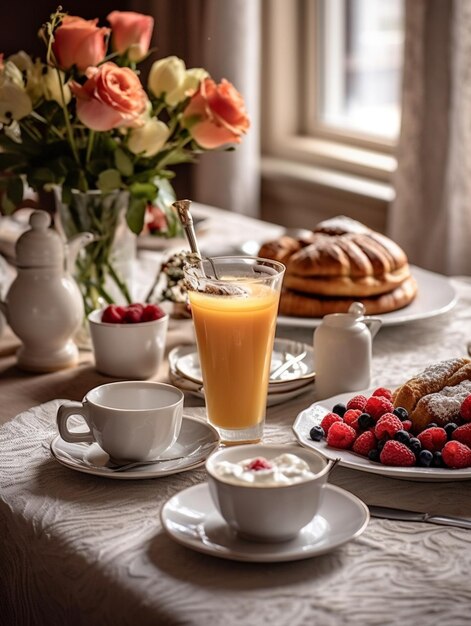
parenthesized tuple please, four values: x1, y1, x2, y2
(313, 302, 382, 400)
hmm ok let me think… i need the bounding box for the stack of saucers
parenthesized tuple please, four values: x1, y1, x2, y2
(169, 338, 315, 407)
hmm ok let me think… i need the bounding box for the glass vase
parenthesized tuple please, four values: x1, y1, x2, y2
(54, 188, 136, 317)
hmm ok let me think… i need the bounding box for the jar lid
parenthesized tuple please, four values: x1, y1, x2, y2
(15, 210, 64, 268)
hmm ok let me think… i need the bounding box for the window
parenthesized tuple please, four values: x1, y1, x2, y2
(262, 0, 405, 185)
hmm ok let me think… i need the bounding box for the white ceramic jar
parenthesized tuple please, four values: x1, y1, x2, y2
(1, 210, 88, 372)
(313, 303, 382, 400)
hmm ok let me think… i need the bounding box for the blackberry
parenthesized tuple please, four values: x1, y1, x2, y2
(393, 407, 409, 421)
(418, 449, 433, 467)
(409, 437, 422, 454)
(358, 412, 375, 430)
(394, 429, 410, 445)
(332, 403, 347, 417)
(444, 423, 457, 439)
(309, 425, 325, 441)
(368, 449, 381, 463)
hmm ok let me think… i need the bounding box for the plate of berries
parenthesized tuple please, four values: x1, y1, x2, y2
(293, 387, 471, 481)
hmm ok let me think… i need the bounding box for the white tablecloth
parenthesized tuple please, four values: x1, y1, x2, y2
(1, 278, 471, 626)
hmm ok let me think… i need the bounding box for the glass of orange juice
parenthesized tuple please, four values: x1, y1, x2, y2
(184, 256, 285, 444)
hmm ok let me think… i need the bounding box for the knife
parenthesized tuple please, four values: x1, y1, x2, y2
(368, 505, 471, 530)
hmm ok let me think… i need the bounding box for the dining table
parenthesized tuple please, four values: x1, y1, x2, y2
(1, 204, 470, 626)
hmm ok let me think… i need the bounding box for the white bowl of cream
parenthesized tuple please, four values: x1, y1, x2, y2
(206, 444, 333, 542)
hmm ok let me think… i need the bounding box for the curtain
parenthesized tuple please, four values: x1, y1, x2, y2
(132, 0, 261, 217)
(389, 0, 471, 275)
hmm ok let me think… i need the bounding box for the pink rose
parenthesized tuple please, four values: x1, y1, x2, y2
(107, 11, 154, 62)
(70, 62, 147, 131)
(52, 16, 109, 72)
(182, 78, 250, 149)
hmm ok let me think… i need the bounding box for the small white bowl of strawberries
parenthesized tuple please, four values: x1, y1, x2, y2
(88, 303, 168, 379)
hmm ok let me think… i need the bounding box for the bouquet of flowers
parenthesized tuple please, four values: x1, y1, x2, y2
(0, 8, 249, 312)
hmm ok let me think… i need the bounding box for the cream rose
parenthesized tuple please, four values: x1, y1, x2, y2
(127, 118, 169, 157)
(70, 62, 147, 132)
(147, 57, 207, 106)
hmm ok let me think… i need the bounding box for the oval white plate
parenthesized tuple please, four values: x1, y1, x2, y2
(293, 389, 471, 481)
(50, 415, 219, 480)
(277, 266, 457, 328)
(160, 482, 369, 563)
(173, 338, 315, 393)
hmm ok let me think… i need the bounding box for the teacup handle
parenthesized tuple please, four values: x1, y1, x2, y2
(57, 401, 94, 444)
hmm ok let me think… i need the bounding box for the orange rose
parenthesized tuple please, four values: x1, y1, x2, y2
(107, 11, 154, 62)
(52, 16, 109, 72)
(70, 62, 147, 131)
(182, 78, 249, 149)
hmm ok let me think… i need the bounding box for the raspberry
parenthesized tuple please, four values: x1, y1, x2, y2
(353, 430, 377, 457)
(442, 441, 471, 469)
(326, 422, 356, 449)
(346, 395, 368, 411)
(141, 303, 166, 322)
(374, 413, 403, 440)
(402, 419, 412, 432)
(124, 303, 144, 323)
(246, 457, 273, 471)
(379, 440, 416, 467)
(101, 304, 126, 324)
(343, 409, 362, 431)
(452, 423, 471, 447)
(372, 387, 393, 402)
(460, 395, 471, 422)
(417, 427, 447, 452)
(320, 412, 343, 434)
(364, 396, 394, 421)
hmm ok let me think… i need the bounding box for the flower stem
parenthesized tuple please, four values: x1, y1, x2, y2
(56, 68, 80, 164)
(86, 131, 95, 165)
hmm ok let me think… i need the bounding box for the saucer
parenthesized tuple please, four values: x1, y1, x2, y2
(50, 416, 220, 480)
(160, 482, 369, 562)
(172, 338, 315, 394)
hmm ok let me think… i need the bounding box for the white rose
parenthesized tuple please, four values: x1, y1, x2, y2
(166, 67, 208, 107)
(42, 67, 71, 105)
(2, 61, 25, 89)
(0, 82, 32, 123)
(127, 118, 170, 157)
(8, 51, 33, 74)
(148, 56, 186, 103)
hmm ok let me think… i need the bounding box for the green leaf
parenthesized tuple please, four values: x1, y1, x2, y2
(114, 148, 134, 177)
(128, 181, 157, 202)
(6, 176, 24, 207)
(97, 169, 122, 192)
(126, 195, 147, 235)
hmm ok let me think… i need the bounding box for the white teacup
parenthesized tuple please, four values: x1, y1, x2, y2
(57, 381, 184, 461)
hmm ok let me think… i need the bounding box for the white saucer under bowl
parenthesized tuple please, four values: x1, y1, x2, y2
(50, 415, 220, 480)
(160, 482, 369, 562)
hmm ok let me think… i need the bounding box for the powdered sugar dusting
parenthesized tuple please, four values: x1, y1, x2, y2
(314, 216, 370, 235)
(420, 380, 471, 422)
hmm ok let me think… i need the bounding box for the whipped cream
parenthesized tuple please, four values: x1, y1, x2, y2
(214, 453, 316, 486)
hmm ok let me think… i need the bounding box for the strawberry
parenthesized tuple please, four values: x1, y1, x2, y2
(442, 441, 471, 469)
(353, 430, 377, 457)
(346, 395, 368, 411)
(379, 440, 416, 467)
(417, 427, 447, 453)
(460, 395, 471, 422)
(326, 422, 356, 449)
(246, 457, 273, 471)
(452, 423, 471, 447)
(124, 303, 144, 323)
(374, 413, 403, 440)
(320, 412, 343, 434)
(101, 304, 126, 324)
(343, 409, 362, 431)
(372, 387, 393, 402)
(141, 303, 166, 322)
(364, 396, 394, 421)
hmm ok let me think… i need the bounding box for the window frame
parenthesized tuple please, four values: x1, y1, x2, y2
(261, 0, 400, 185)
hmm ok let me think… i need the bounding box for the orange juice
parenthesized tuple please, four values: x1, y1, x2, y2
(189, 284, 280, 434)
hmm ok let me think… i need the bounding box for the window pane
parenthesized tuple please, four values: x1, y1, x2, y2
(319, 0, 404, 139)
